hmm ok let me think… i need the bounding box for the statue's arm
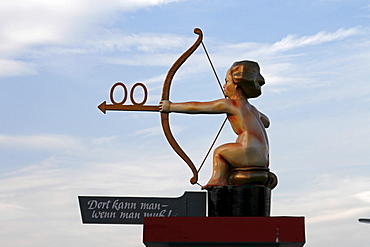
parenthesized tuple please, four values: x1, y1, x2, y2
(160, 99, 233, 114)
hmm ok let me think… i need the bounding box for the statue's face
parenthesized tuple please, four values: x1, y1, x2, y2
(232, 63, 265, 98)
(223, 79, 237, 98)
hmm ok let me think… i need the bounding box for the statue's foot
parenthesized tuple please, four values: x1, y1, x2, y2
(201, 184, 213, 190)
(201, 179, 227, 190)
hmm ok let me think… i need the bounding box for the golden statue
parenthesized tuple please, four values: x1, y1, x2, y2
(99, 29, 277, 190)
(160, 61, 277, 190)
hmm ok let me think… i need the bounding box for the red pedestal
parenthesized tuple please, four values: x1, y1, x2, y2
(143, 217, 305, 247)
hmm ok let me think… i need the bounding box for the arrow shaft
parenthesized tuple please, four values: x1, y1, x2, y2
(359, 218, 370, 223)
(105, 104, 159, 112)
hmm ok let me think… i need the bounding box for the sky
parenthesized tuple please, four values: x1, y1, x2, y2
(1, 0, 370, 246)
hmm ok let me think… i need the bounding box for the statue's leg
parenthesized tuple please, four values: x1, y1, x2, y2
(202, 143, 243, 189)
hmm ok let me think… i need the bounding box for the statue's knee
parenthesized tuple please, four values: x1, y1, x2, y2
(213, 145, 226, 158)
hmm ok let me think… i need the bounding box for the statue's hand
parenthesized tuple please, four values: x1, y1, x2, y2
(159, 100, 171, 113)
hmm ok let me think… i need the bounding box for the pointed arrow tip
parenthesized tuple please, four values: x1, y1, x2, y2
(98, 101, 106, 114)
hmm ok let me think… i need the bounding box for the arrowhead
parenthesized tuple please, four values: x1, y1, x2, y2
(98, 101, 106, 114)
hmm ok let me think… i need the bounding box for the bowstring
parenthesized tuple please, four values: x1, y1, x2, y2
(197, 118, 227, 173)
(196, 41, 228, 178)
(201, 42, 225, 96)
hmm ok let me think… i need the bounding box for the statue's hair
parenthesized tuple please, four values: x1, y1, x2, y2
(225, 60, 264, 98)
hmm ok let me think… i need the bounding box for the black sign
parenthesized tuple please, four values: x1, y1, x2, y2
(78, 191, 206, 224)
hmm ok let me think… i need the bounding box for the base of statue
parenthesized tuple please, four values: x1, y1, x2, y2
(207, 185, 271, 217)
(143, 217, 305, 247)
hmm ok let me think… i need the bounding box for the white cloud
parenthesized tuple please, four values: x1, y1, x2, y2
(88, 32, 190, 53)
(0, 0, 183, 50)
(271, 27, 360, 52)
(219, 27, 360, 58)
(0, 129, 195, 246)
(212, 27, 369, 96)
(0, 0, 183, 77)
(91, 136, 118, 145)
(0, 59, 37, 77)
(273, 175, 370, 246)
(0, 134, 80, 151)
(354, 191, 370, 203)
(99, 27, 366, 94)
(133, 126, 162, 137)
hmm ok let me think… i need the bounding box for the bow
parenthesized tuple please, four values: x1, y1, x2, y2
(161, 28, 225, 185)
(161, 28, 203, 184)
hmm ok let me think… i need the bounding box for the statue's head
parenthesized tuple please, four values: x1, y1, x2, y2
(225, 60, 265, 98)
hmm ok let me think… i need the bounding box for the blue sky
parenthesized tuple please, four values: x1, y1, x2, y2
(1, 0, 370, 246)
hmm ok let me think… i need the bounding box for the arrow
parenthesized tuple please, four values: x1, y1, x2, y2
(359, 218, 370, 224)
(98, 101, 160, 114)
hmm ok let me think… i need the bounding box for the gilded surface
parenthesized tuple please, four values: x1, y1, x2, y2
(160, 61, 277, 189)
(98, 29, 277, 189)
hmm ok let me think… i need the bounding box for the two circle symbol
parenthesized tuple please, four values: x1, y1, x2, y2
(110, 82, 148, 105)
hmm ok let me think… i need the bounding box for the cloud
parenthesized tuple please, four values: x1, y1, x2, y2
(1, 0, 364, 86)
(270, 27, 360, 52)
(0, 134, 80, 151)
(273, 175, 370, 246)
(101, 27, 367, 94)
(0, 59, 37, 78)
(354, 191, 370, 203)
(88, 31, 190, 53)
(0, 0, 183, 77)
(133, 124, 188, 137)
(0, 129, 195, 246)
(0, 0, 365, 84)
(219, 27, 361, 57)
(214, 27, 369, 95)
(91, 136, 118, 145)
(0, 0, 183, 50)
(133, 126, 162, 137)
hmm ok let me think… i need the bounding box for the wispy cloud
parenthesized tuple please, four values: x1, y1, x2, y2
(0, 0, 183, 77)
(354, 191, 370, 203)
(88, 32, 190, 53)
(103, 27, 366, 91)
(91, 136, 118, 145)
(0, 59, 37, 78)
(270, 27, 360, 52)
(273, 175, 370, 245)
(0, 134, 80, 150)
(133, 126, 162, 137)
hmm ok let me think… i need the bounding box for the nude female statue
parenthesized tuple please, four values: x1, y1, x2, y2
(160, 60, 270, 189)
